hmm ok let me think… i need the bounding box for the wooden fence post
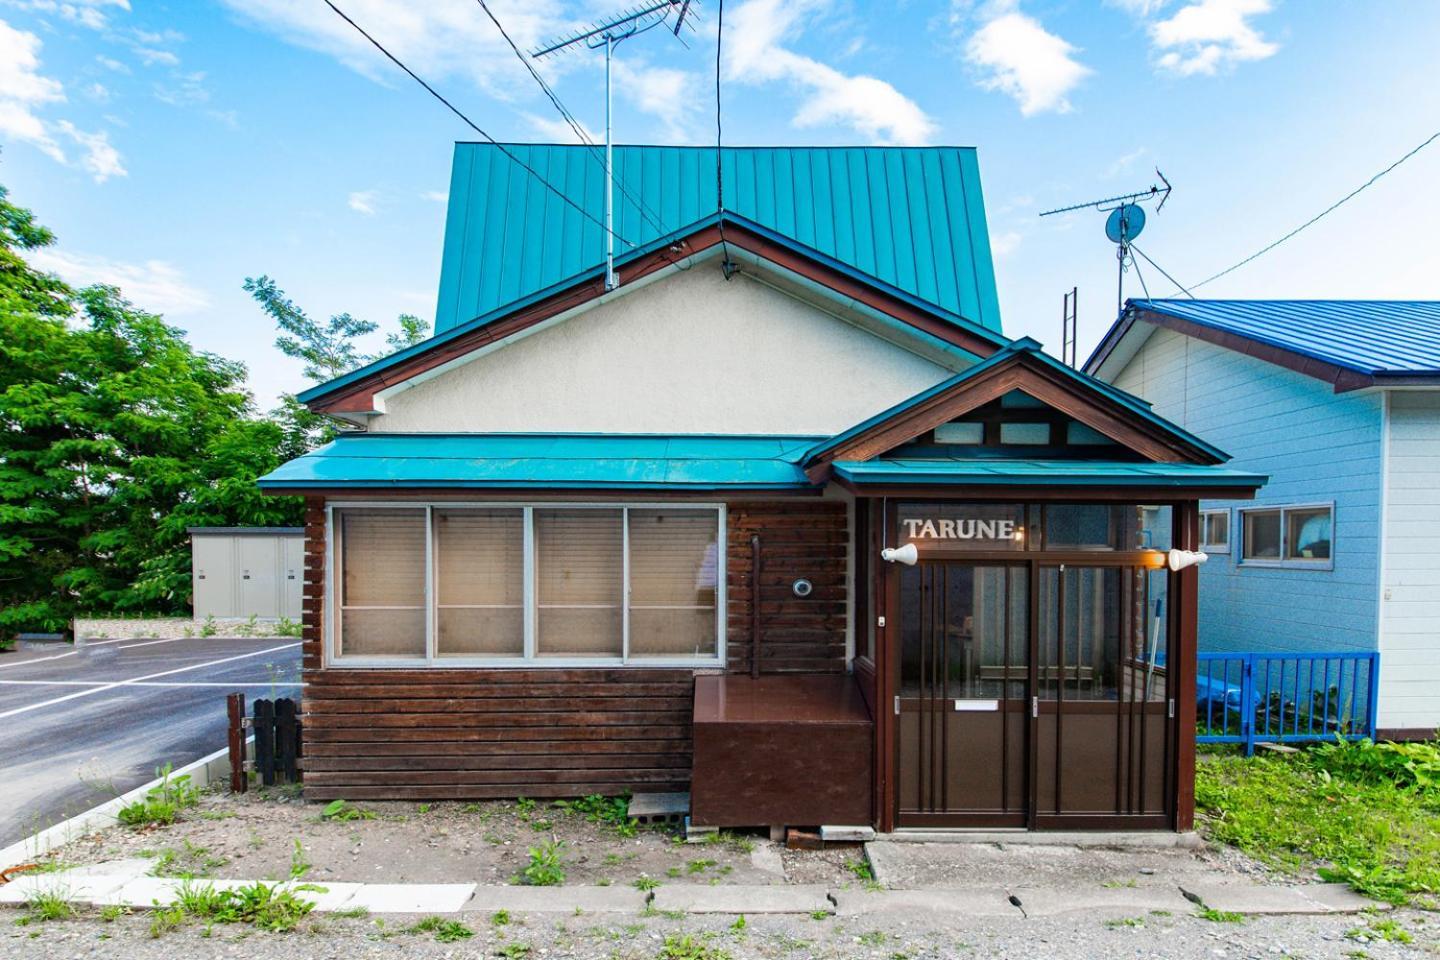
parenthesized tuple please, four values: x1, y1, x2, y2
(226, 692, 246, 794)
(254, 698, 275, 787)
(276, 698, 298, 784)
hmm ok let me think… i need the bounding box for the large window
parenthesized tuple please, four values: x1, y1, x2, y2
(331, 504, 723, 665)
(1240, 504, 1332, 567)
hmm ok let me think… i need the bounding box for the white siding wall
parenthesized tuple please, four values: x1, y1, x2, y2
(1111, 326, 1384, 658)
(371, 265, 956, 435)
(1380, 391, 1440, 730)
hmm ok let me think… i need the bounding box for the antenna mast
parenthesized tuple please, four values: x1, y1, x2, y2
(1040, 170, 1172, 319)
(534, 1, 698, 292)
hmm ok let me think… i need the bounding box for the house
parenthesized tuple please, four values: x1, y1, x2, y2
(258, 144, 1264, 832)
(1086, 299, 1440, 739)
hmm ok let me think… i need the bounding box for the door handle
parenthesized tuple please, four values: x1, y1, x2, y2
(1031, 696, 1039, 718)
(894, 695, 900, 716)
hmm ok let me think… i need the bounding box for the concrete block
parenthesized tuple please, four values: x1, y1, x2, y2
(1298, 883, 1390, 913)
(628, 792, 689, 823)
(652, 883, 831, 915)
(821, 825, 875, 843)
(341, 883, 475, 914)
(1007, 885, 1193, 918)
(832, 888, 1015, 918)
(748, 846, 785, 878)
(462, 885, 648, 914)
(276, 881, 365, 912)
(101, 876, 255, 908)
(1179, 882, 1384, 916)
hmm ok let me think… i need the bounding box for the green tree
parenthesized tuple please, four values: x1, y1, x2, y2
(0, 187, 302, 635)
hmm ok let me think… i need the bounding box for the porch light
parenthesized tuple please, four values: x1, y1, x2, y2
(1141, 548, 1209, 571)
(881, 543, 919, 566)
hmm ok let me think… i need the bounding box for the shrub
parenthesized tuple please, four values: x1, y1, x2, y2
(519, 839, 566, 886)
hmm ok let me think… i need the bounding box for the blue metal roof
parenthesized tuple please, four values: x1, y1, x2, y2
(1128, 300, 1440, 376)
(257, 433, 820, 490)
(802, 337, 1227, 466)
(435, 143, 1003, 334)
(832, 458, 1266, 489)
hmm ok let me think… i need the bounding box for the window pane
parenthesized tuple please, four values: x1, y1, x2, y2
(1202, 512, 1228, 547)
(1243, 510, 1282, 560)
(628, 509, 718, 658)
(1000, 422, 1051, 445)
(934, 422, 984, 444)
(1286, 508, 1331, 560)
(535, 509, 622, 658)
(1045, 504, 1163, 551)
(337, 509, 426, 657)
(435, 508, 523, 657)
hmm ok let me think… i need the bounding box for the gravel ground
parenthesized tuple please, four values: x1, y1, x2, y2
(2, 902, 1435, 959)
(39, 788, 859, 888)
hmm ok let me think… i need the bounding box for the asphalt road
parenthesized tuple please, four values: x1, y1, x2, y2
(0, 636, 302, 849)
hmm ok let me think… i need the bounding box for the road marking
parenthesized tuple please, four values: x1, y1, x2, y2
(0, 643, 301, 719)
(0, 680, 300, 688)
(0, 651, 78, 670)
(115, 637, 187, 650)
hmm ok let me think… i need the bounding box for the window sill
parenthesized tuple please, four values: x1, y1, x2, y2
(324, 656, 725, 670)
(1237, 559, 1335, 572)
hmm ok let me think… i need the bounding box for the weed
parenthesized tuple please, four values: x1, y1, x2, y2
(633, 875, 660, 892)
(289, 839, 311, 880)
(17, 891, 76, 925)
(516, 797, 537, 818)
(1345, 917, 1413, 944)
(491, 909, 512, 926)
(530, 818, 554, 832)
(666, 866, 682, 878)
(730, 915, 747, 932)
(597, 877, 612, 886)
(149, 905, 186, 938)
(171, 880, 316, 932)
(1105, 916, 1145, 928)
(200, 615, 218, 638)
(519, 839, 566, 886)
(686, 858, 716, 875)
(603, 853, 624, 867)
(844, 858, 874, 883)
(858, 930, 887, 945)
(416, 803, 431, 814)
(553, 794, 639, 837)
(332, 906, 370, 919)
(1195, 906, 1245, 923)
(1102, 878, 1138, 888)
(100, 905, 131, 923)
(320, 799, 376, 822)
(1150, 909, 1173, 917)
(809, 909, 830, 921)
(275, 616, 303, 638)
(498, 944, 532, 958)
(117, 762, 201, 827)
(657, 932, 731, 960)
(407, 916, 474, 942)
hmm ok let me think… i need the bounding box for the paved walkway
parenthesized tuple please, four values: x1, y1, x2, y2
(0, 857, 1385, 919)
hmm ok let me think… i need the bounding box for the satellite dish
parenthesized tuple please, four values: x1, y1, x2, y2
(1105, 203, 1146, 244)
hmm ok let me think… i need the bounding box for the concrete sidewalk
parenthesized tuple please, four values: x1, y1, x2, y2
(0, 858, 1385, 919)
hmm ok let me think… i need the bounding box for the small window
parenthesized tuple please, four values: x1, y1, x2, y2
(1200, 511, 1229, 551)
(1241, 505, 1332, 566)
(1066, 422, 1112, 446)
(934, 422, 984, 444)
(1000, 422, 1051, 445)
(336, 509, 427, 657)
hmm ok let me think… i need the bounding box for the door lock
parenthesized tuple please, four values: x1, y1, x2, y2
(1168, 698, 1175, 718)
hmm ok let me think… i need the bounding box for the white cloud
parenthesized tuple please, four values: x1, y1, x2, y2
(55, 120, 125, 181)
(95, 54, 129, 73)
(1106, 146, 1147, 177)
(613, 59, 699, 143)
(348, 190, 378, 215)
(964, 4, 1091, 116)
(1106, 0, 1168, 14)
(726, 0, 936, 145)
(83, 81, 111, 102)
(522, 111, 597, 145)
(0, 18, 67, 162)
(28, 248, 209, 315)
(990, 230, 1022, 257)
(132, 46, 179, 67)
(153, 69, 210, 106)
(1150, 0, 1277, 75)
(420, 189, 447, 203)
(1, 0, 129, 31)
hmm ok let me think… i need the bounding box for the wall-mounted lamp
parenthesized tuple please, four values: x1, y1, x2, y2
(1142, 548, 1209, 571)
(792, 578, 814, 598)
(880, 543, 918, 566)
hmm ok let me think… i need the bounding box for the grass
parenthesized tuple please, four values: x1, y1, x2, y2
(1104, 916, 1145, 928)
(1195, 906, 1246, 923)
(407, 916, 474, 942)
(552, 794, 640, 838)
(1195, 737, 1440, 904)
(16, 891, 77, 925)
(657, 932, 732, 960)
(633, 875, 661, 892)
(319, 799, 376, 822)
(1345, 917, 1414, 944)
(117, 763, 202, 827)
(159, 880, 317, 934)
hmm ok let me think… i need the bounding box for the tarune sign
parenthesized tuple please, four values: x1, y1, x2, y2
(902, 517, 1017, 541)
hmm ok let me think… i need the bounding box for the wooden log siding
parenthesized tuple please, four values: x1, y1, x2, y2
(726, 501, 849, 674)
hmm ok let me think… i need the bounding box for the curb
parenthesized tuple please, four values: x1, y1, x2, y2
(0, 740, 248, 872)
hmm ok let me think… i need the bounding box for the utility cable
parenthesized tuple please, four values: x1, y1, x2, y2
(1131, 244, 1196, 300)
(1186, 129, 1440, 292)
(324, 0, 634, 248)
(473, 0, 670, 239)
(715, 0, 734, 277)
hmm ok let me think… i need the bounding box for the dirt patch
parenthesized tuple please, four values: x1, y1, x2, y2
(43, 786, 856, 889)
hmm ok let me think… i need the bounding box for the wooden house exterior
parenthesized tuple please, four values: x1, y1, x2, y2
(259, 145, 1264, 832)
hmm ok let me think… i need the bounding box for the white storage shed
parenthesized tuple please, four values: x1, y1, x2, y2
(189, 527, 304, 620)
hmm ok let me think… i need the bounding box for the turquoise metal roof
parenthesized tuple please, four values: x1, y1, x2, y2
(435, 143, 1002, 334)
(832, 459, 1266, 489)
(257, 433, 820, 490)
(1124, 299, 1440, 376)
(803, 337, 1228, 466)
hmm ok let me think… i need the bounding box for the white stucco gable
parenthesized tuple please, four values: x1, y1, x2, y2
(368, 258, 965, 435)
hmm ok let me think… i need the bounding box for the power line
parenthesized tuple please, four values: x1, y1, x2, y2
(1186, 129, 1440, 292)
(1132, 244, 1195, 299)
(472, 0, 670, 238)
(323, 0, 633, 248)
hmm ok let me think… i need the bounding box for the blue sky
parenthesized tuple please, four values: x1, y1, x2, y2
(2, 0, 1438, 407)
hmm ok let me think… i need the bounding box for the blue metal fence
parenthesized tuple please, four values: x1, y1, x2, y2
(1196, 651, 1380, 754)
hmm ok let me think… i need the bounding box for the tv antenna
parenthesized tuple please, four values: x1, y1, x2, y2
(1040, 169, 1172, 319)
(534, 1, 699, 292)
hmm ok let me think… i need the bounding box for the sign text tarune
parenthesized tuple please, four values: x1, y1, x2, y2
(902, 518, 1017, 540)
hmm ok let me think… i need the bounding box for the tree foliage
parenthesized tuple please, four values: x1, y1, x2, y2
(0, 187, 303, 634)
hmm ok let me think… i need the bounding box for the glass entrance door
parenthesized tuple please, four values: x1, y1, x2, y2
(1032, 564, 1173, 827)
(896, 562, 1029, 827)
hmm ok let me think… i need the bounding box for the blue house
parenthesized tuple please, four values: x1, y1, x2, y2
(1087, 299, 1440, 737)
